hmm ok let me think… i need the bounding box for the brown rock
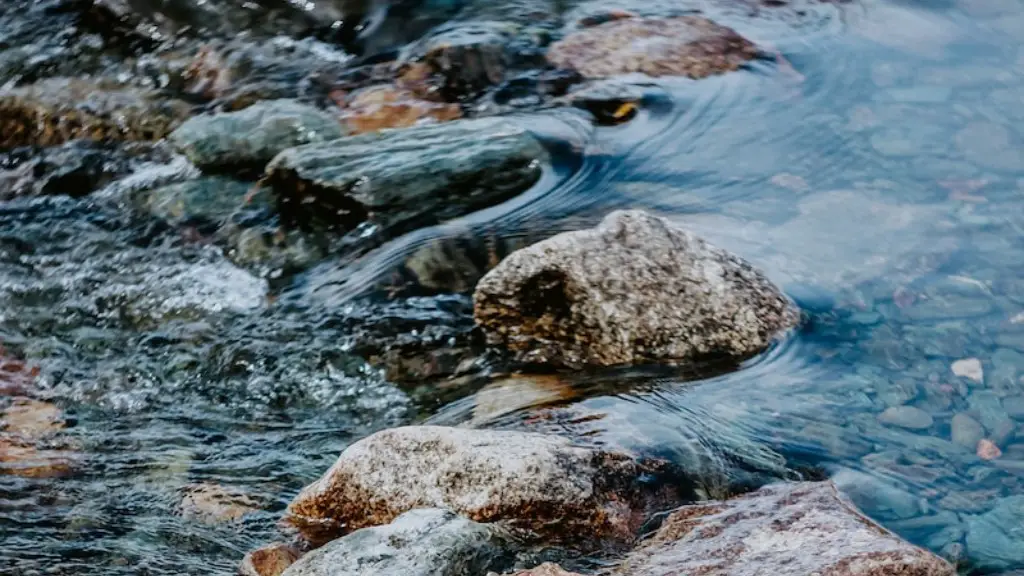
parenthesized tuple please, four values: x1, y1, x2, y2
(285, 425, 683, 546)
(615, 482, 955, 576)
(547, 17, 758, 79)
(0, 435, 76, 478)
(0, 78, 191, 149)
(489, 563, 584, 576)
(334, 85, 462, 135)
(470, 374, 578, 426)
(473, 210, 799, 368)
(179, 482, 261, 524)
(1, 398, 65, 438)
(239, 543, 300, 576)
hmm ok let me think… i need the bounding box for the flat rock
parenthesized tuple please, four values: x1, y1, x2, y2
(0, 78, 191, 149)
(335, 85, 462, 135)
(264, 118, 546, 236)
(1, 398, 64, 439)
(473, 210, 799, 368)
(285, 425, 683, 546)
(615, 482, 955, 576)
(169, 100, 345, 171)
(281, 508, 513, 576)
(878, 405, 934, 430)
(547, 17, 757, 79)
(240, 543, 300, 576)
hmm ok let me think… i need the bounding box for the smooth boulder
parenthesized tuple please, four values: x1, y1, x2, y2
(616, 481, 955, 576)
(263, 118, 546, 235)
(285, 425, 682, 546)
(473, 210, 799, 367)
(281, 508, 513, 576)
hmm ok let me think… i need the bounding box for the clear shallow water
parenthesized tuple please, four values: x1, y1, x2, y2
(5, 0, 1024, 573)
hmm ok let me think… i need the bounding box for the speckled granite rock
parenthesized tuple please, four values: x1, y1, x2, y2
(285, 425, 683, 546)
(281, 508, 513, 576)
(264, 118, 546, 235)
(240, 543, 300, 576)
(474, 210, 799, 368)
(547, 17, 757, 79)
(168, 100, 344, 171)
(616, 482, 955, 576)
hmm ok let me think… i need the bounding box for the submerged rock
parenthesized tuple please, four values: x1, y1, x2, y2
(168, 100, 345, 171)
(878, 405, 934, 430)
(0, 435, 76, 478)
(178, 482, 260, 524)
(240, 543, 300, 576)
(264, 118, 546, 236)
(335, 85, 462, 134)
(400, 21, 513, 101)
(1, 398, 65, 439)
(490, 564, 583, 576)
(547, 17, 757, 79)
(281, 508, 514, 576)
(285, 425, 683, 546)
(965, 495, 1024, 571)
(473, 210, 799, 368)
(0, 78, 191, 149)
(0, 140, 139, 199)
(616, 482, 955, 576)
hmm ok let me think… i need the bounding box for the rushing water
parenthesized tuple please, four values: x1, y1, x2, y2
(4, 0, 1024, 573)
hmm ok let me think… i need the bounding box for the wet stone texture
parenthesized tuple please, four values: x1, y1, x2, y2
(285, 425, 686, 547)
(616, 482, 955, 576)
(280, 508, 515, 576)
(239, 543, 300, 576)
(547, 17, 758, 79)
(264, 117, 547, 236)
(474, 210, 799, 368)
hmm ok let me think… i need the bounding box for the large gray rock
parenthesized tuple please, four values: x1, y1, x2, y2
(965, 495, 1024, 571)
(285, 425, 682, 546)
(473, 210, 799, 368)
(281, 508, 513, 576)
(616, 482, 955, 576)
(264, 118, 546, 235)
(168, 100, 345, 171)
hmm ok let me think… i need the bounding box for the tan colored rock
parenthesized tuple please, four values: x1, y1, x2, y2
(470, 374, 578, 426)
(285, 425, 682, 546)
(615, 482, 955, 576)
(952, 357, 984, 383)
(474, 210, 799, 368)
(2, 398, 64, 438)
(179, 482, 260, 524)
(0, 435, 76, 478)
(335, 85, 462, 135)
(547, 17, 757, 79)
(239, 543, 300, 576)
(489, 563, 584, 576)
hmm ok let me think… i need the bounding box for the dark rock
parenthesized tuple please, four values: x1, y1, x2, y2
(547, 17, 757, 79)
(400, 21, 512, 101)
(128, 176, 254, 230)
(264, 117, 546, 236)
(280, 508, 514, 576)
(615, 482, 955, 576)
(240, 543, 300, 576)
(168, 100, 345, 172)
(473, 210, 799, 368)
(285, 425, 685, 547)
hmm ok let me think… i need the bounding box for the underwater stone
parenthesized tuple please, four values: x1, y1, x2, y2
(951, 413, 985, 448)
(474, 210, 799, 368)
(965, 495, 1024, 571)
(240, 543, 300, 576)
(878, 405, 934, 430)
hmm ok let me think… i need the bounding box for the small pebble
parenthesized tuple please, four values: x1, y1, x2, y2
(952, 357, 984, 383)
(977, 438, 1002, 460)
(878, 405, 934, 430)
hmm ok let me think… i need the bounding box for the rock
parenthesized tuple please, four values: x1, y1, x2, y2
(285, 425, 684, 546)
(264, 118, 547, 236)
(281, 508, 514, 576)
(489, 564, 583, 576)
(976, 438, 1002, 460)
(965, 495, 1024, 571)
(0, 435, 76, 478)
(0, 140, 138, 199)
(400, 21, 512, 100)
(129, 176, 254, 231)
(240, 543, 300, 576)
(951, 357, 984, 383)
(473, 210, 799, 368)
(615, 482, 955, 576)
(0, 78, 191, 149)
(1, 398, 65, 439)
(178, 482, 260, 524)
(878, 405, 934, 430)
(169, 100, 345, 171)
(334, 85, 462, 135)
(547, 17, 757, 79)
(470, 374, 578, 426)
(951, 413, 985, 448)
(1006, 395, 1024, 419)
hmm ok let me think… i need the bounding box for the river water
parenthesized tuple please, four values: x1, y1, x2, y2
(3, 0, 1024, 573)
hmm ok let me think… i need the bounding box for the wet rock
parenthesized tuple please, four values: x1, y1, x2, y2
(168, 100, 345, 172)
(129, 176, 254, 230)
(0, 78, 191, 149)
(240, 543, 300, 576)
(976, 438, 1002, 460)
(178, 482, 260, 524)
(0, 435, 76, 478)
(878, 405, 934, 430)
(951, 413, 985, 448)
(469, 374, 578, 426)
(615, 482, 955, 576)
(281, 508, 514, 576)
(561, 80, 643, 125)
(547, 17, 757, 80)
(968, 391, 1011, 433)
(965, 495, 1024, 571)
(0, 141, 139, 199)
(489, 564, 583, 576)
(285, 425, 684, 546)
(1005, 395, 1024, 419)
(951, 357, 984, 383)
(334, 85, 462, 134)
(1, 398, 65, 439)
(473, 210, 799, 368)
(264, 118, 546, 236)
(400, 21, 512, 101)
